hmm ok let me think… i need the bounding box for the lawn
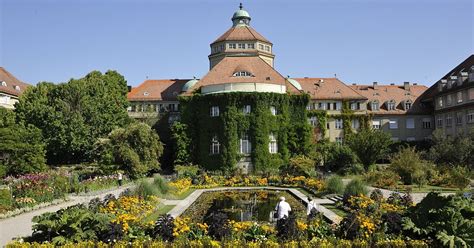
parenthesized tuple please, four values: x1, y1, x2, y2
(321, 204, 348, 217)
(163, 188, 196, 200)
(394, 185, 461, 193)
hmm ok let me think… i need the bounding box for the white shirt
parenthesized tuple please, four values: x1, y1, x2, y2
(307, 200, 317, 215)
(275, 200, 291, 219)
(118, 173, 123, 180)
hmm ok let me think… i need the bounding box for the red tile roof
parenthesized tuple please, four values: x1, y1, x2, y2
(127, 79, 189, 101)
(213, 26, 271, 44)
(0, 67, 31, 97)
(351, 83, 430, 115)
(295, 78, 367, 100)
(187, 56, 293, 93)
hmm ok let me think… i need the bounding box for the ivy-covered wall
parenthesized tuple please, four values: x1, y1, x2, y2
(178, 92, 311, 172)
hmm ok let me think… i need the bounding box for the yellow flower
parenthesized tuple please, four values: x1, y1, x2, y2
(296, 220, 308, 231)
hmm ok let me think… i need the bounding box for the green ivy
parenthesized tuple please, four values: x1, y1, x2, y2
(178, 92, 311, 172)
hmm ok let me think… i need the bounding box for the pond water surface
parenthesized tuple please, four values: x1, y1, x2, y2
(181, 190, 306, 223)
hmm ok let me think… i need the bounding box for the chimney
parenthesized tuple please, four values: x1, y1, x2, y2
(352, 83, 356, 85)
(390, 83, 395, 85)
(458, 71, 468, 85)
(372, 81, 378, 90)
(413, 83, 418, 85)
(127, 85, 132, 92)
(403, 81, 410, 90)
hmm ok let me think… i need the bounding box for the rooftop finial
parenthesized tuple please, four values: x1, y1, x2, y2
(240, 3, 244, 10)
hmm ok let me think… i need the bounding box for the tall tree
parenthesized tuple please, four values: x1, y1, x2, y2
(15, 71, 130, 164)
(345, 129, 392, 170)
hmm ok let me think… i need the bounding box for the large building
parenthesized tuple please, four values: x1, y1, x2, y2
(0, 67, 30, 109)
(421, 55, 474, 137)
(127, 5, 438, 171)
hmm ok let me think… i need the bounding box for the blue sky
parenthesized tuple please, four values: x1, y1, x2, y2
(1, 0, 472, 87)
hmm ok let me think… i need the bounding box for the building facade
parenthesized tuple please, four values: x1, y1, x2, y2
(0, 67, 30, 109)
(421, 55, 474, 137)
(126, 5, 445, 171)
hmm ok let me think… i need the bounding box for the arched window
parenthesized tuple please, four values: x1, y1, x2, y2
(233, 71, 253, 77)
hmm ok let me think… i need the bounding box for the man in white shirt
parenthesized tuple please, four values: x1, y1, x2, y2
(306, 197, 318, 216)
(275, 196, 291, 220)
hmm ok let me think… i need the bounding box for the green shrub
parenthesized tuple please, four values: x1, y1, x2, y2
(364, 170, 400, 189)
(325, 175, 344, 194)
(345, 129, 392, 171)
(153, 175, 171, 195)
(325, 144, 357, 173)
(0, 186, 13, 213)
(343, 179, 368, 203)
(135, 180, 159, 199)
(448, 166, 471, 190)
(175, 165, 200, 179)
(390, 147, 431, 186)
(284, 155, 315, 176)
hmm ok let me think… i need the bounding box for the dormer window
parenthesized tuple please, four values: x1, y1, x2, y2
(387, 100, 396, 111)
(14, 85, 20, 91)
(1, 81, 6, 87)
(247, 43, 255, 49)
(404, 100, 412, 110)
(371, 101, 379, 111)
(233, 71, 253, 77)
(228, 43, 237, 49)
(143, 92, 149, 96)
(238, 43, 245, 49)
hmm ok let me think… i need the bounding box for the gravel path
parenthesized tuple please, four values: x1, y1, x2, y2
(0, 185, 134, 247)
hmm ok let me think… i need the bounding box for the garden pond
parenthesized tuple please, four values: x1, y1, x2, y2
(181, 189, 306, 223)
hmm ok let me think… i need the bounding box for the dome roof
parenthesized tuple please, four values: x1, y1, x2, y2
(182, 78, 199, 92)
(232, 9, 251, 21)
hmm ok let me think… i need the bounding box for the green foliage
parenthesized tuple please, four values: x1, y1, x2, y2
(402, 193, 474, 247)
(365, 170, 401, 189)
(30, 204, 113, 245)
(179, 92, 311, 173)
(447, 167, 471, 190)
(324, 175, 344, 194)
(135, 175, 171, 198)
(389, 147, 432, 186)
(325, 143, 358, 173)
(343, 179, 368, 203)
(345, 129, 392, 171)
(428, 129, 474, 168)
(0, 108, 47, 176)
(101, 123, 163, 179)
(15, 71, 131, 164)
(284, 155, 315, 176)
(0, 186, 13, 212)
(175, 164, 200, 179)
(170, 122, 191, 166)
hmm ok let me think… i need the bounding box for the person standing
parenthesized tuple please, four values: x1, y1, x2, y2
(274, 196, 291, 220)
(306, 197, 318, 217)
(117, 172, 123, 187)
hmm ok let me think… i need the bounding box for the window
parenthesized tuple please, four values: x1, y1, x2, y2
(467, 112, 474, 123)
(210, 106, 220, 117)
(259, 44, 264, 50)
(446, 114, 453, 127)
(308, 116, 318, 127)
(326, 103, 331, 110)
(406, 137, 416, 142)
(335, 137, 343, 144)
(210, 136, 220, 154)
(14, 85, 20, 91)
(243, 105, 251, 114)
(406, 118, 415, 129)
(238, 43, 245, 49)
(228, 43, 237, 49)
(1, 81, 6, 87)
(422, 118, 431, 129)
(351, 119, 360, 130)
(371, 101, 379, 111)
(350, 102, 357, 110)
(470, 88, 474, 100)
(372, 120, 381, 129)
(247, 43, 255, 49)
(233, 71, 253, 77)
(0, 95, 10, 104)
(219, 44, 225, 51)
(270, 106, 277, 115)
(457, 91, 463, 103)
(389, 119, 398, 129)
(306, 104, 312, 110)
(335, 102, 342, 110)
(437, 118, 443, 127)
(318, 102, 325, 110)
(456, 113, 463, 125)
(265, 45, 270, 52)
(438, 97, 444, 108)
(404, 101, 412, 110)
(269, 133, 278, 154)
(447, 94, 452, 106)
(335, 119, 343, 129)
(387, 100, 396, 111)
(240, 133, 251, 154)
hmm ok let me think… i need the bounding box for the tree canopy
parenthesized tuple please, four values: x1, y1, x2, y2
(15, 71, 131, 164)
(345, 129, 392, 170)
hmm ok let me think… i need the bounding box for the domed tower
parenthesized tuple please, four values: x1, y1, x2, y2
(208, 3, 275, 70)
